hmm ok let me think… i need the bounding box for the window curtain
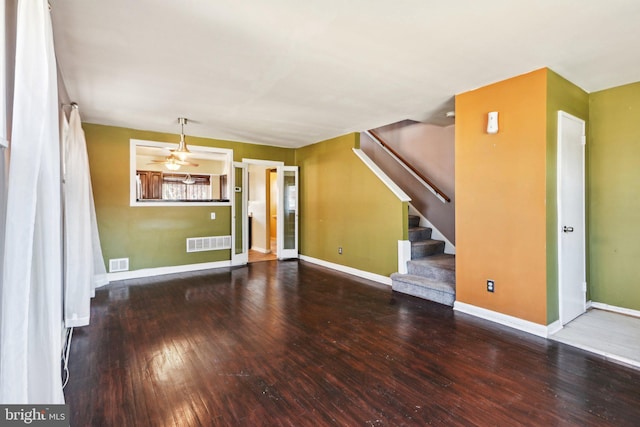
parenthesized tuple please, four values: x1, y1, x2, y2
(62, 107, 109, 328)
(0, 0, 64, 404)
(0, 0, 9, 320)
(162, 180, 211, 200)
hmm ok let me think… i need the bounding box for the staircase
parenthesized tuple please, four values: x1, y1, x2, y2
(391, 215, 456, 306)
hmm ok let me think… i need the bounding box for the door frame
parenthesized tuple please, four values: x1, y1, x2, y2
(557, 110, 587, 325)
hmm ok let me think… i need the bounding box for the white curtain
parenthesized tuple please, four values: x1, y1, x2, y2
(0, 0, 64, 404)
(162, 180, 211, 200)
(63, 107, 108, 328)
(0, 0, 10, 299)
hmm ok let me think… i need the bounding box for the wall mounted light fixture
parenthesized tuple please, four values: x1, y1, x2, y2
(487, 111, 499, 134)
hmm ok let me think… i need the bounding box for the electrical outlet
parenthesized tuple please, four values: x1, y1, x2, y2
(487, 280, 495, 293)
(338, 247, 343, 255)
(210, 212, 216, 220)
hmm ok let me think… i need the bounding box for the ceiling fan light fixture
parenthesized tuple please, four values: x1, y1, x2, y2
(174, 117, 191, 160)
(164, 154, 182, 171)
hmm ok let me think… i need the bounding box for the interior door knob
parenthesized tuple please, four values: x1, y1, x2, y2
(563, 226, 574, 233)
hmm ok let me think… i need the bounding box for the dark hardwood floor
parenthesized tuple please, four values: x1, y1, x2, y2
(64, 260, 640, 426)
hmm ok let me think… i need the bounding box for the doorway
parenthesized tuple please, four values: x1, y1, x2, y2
(557, 111, 586, 325)
(239, 159, 299, 263)
(245, 160, 282, 263)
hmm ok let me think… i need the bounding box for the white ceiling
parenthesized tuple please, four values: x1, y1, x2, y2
(51, 0, 640, 148)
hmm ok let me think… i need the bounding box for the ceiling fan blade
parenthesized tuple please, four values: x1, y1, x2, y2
(176, 161, 199, 167)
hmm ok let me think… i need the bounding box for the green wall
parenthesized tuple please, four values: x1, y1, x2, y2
(588, 82, 640, 310)
(85, 124, 293, 270)
(545, 69, 589, 323)
(295, 133, 405, 277)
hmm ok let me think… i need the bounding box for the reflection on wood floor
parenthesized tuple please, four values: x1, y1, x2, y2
(64, 260, 640, 426)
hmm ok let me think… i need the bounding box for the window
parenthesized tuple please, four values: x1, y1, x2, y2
(130, 139, 232, 207)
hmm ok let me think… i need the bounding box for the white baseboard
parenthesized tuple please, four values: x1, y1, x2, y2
(107, 260, 232, 281)
(299, 255, 392, 286)
(251, 246, 271, 254)
(454, 301, 561, 338)
(591, 302, 640, 318)
(546, 319, 563, 336)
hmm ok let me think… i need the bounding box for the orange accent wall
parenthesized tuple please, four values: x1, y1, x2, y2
(455, 69, 548, 324)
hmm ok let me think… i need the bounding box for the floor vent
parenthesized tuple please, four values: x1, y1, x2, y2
(186, 235, 232, 253)
(109, 258, 129, 273)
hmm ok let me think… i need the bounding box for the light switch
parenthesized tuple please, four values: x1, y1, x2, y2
(210, 212, 216, 220)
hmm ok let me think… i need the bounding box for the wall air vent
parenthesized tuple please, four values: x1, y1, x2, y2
(109, 258, 129, 273)
(186, 235, 232, 253)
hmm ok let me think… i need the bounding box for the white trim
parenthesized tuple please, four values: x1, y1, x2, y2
(408, 205, 455, 254)
(591, 302, 640, 319)
(363, 130, 447, 203)
(398, 240, 411, 274)
(453, 301, 561, 338)
(300, 255, 392, 286)
(352, 148, 411, 202)
(129, 201, 232, 208)
(251, 246, 271, 254)
(556, 111, 587, 325)
(106, 260, 232, 281)
(241, 158, 284, 166)
(546, 319, 563, 336)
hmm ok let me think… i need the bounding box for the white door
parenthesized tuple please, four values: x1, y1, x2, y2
(276, 166, 299, 259)
(557, 111, 586, 324)
(231, 162, 248, 265)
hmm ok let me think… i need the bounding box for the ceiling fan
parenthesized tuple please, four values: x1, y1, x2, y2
(148, 153, 199, 170)
(148, 117, 198, 170)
